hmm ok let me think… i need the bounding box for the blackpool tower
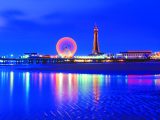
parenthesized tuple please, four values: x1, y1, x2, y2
(92, 25, 101, 55)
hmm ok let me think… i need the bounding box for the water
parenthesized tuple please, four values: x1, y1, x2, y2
(0, 70, 160, 120)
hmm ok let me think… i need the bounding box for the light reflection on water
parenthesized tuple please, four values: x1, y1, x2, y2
(0, 71, 160, 119)
(10, 71, 14, 97)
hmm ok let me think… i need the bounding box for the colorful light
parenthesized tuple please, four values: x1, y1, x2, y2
(56, 37, 77, 58)
(10, 71, 14, 96)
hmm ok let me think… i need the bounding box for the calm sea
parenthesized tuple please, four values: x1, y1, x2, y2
(0, 70, 160, 119)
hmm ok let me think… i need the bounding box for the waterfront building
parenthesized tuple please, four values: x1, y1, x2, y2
(23, 53, 40, 58)
(151, 52, 160, 59)
(119, 51, 152, 59)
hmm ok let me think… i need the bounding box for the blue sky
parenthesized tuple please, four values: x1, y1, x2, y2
(0, 0, 160, 56)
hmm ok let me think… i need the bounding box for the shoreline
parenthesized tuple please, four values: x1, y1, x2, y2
(0, 62, 160, 74)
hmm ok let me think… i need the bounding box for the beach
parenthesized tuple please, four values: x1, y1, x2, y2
(1, 62, 160, 74)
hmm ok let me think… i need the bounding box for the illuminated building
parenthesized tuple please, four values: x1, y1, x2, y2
(151, 52, 160, 59)
(23, 53, 39, 58)
(119, 50, 152, 59)
(91, 25, 104, 55)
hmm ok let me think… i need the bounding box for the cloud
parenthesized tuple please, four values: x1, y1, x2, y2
(0, 17, 6, 28)
(0, 0, 108, 21)
(1, 10, 24, 17)
(0, 10, 26, 27)
(0, 0, 134, 30)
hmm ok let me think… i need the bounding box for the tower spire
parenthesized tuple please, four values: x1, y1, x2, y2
(92, 24, 100, 55)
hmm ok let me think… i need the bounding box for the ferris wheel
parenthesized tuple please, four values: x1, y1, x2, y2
(56, 37, 77, 58)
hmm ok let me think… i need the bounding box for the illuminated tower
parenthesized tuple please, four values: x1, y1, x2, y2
(92, 25, 100, 55)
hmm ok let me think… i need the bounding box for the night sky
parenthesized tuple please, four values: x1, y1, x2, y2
(0, 0, 160, 56)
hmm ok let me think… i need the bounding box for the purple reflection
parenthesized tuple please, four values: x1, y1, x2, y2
(154, 75, 160, 87)
(52, 73, 78, 103)
(39, 72, 43, 91)
(93, 75, 100, 103)
(128, 75, 153, 86)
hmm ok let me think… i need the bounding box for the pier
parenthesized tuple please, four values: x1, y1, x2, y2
(0, 57, 106, 65)
(0, 57, 157, 65)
